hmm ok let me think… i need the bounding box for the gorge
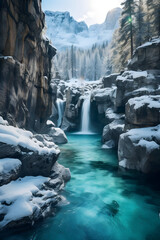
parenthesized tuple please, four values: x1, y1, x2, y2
(0, 0, 160, 239)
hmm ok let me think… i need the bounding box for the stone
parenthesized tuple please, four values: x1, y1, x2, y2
(118, 125, 160, 174)
(0, 0, 56, 130)
(115, 70, 160, 112)
(128, 38, 160, 71)
(102, 120, 125, 148)
(0, 158, 22, 186)
(0, 123, 60, 177)
(125, 95, 160, 126)
(102, 73, 119, 88)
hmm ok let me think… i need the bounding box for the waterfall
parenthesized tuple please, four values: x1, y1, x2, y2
(81, 94, 91, 133)
(56, 98, 65, 127)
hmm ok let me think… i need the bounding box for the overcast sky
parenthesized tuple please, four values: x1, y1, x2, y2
(42, 0, 122, 26)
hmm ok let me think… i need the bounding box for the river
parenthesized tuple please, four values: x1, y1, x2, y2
(2, 134, 160, 240)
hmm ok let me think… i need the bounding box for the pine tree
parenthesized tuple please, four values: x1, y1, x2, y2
(119, 0, 137, 58)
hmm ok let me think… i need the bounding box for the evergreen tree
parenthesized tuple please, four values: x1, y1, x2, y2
(119, 0, 137, 58)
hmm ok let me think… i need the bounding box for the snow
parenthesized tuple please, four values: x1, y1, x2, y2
(102, 140, 115, 149)
(128, 95, 160, 110)
(119, 159, 127, 168)
(65, 78, 101, 88)
(0, 123, 60, 155)
(121, 125, 160, 154)
(117, 71, 148, 82)
(0, 56, 13, 60)
(0, 116, 8, 126)
(122, 125, 160, 142)
(138, 139, 159, 153)
(44, 10, 120, 50)
(0, 176, 57, 228)
(137, 38, 160, 49)
(0, 158, 21, 175)
(46, 120, 55, 127)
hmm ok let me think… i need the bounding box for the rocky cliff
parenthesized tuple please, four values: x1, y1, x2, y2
(0, 0, 56, 130)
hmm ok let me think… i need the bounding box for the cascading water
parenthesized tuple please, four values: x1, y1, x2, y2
(81, 93, 91, 133)
(56, 98, 65, 127)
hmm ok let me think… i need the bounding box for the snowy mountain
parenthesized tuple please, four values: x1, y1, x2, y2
(45, 8, 121, 50)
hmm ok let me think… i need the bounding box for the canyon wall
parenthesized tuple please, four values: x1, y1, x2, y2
(0, 0, 56, 130)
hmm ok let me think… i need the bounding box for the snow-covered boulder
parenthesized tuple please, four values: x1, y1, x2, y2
(128, 38, 160, 71)
(105, 108, 125, 123)
(126, 95, 160, 126)
(38, 121, 68, 144)
(0, 175, 61, 230)
(91, 87, 116, 115)
(116, 70, 160, 111)
(35, 128, 68, 145)
(102, 120, 125, 149)
(0, 124, 60, 177)
(0, 158, 21, 186)
(102, 73, 119, 88)
(118, 125, 160, 173)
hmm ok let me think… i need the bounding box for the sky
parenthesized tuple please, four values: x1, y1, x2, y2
(42, 0, 122, 26)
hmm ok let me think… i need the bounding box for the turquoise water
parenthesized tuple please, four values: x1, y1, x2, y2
(1, 134, 160, 240)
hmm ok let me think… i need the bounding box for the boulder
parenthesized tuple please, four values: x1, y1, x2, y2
(115, 70, 160, 112)
(102, 73, 119, 88)
(128, 38, 160, 71)
(0, 158, 22, 186)
(91, 87, 117, 115)
(105, 108, 125, 124)
(35, 128, 68, 145)
(0, 169, 70, 231)
(0, 123, 60, 177)
(118, 125, 160, 173)
(126, 95, 160, 126)
(102, 120, 125, 148)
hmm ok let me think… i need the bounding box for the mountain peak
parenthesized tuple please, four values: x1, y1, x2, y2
(44, 8, 121, 49)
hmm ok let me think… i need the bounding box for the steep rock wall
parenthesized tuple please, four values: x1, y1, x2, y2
(0, 0, 56, 130)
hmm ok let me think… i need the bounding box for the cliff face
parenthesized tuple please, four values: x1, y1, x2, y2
(0, 0, 56, 130)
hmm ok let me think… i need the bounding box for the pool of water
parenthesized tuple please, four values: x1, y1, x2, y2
(1, 134, 160, 240)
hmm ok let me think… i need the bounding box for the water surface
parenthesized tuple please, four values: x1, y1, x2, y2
(2, 134, 160, 240)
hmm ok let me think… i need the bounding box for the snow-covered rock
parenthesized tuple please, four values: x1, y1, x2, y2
(105, 108, 125, 123)
(102, 73, 119, 88)
(35, 128, 68, 145)
(118, 125, 160, 173)
(0, 158, 21, 186)
(102, 120, 125, 149)
(128, 37, 160, 71)
(126, 95, 160, 126)
(0, 175, 62, 230)
(45, 8, 121, 49)
(116, 70, 160, 111)
(91, 87, 116, 116)
(0, 123, 60, 176)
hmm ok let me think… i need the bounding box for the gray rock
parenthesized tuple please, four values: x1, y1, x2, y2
(102, 120, 125, 148)
(105, 108, 125, 123)
(0, 124, 60, 177)
(0, 158, 22, 186)
(128, 38, 160, 71)
(126, 95, 160, 126)
(118, 125, 160, 173)
(0, 0, 56, 130)
(102, 73, 119, 88)
(115, 70, 160, 112)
